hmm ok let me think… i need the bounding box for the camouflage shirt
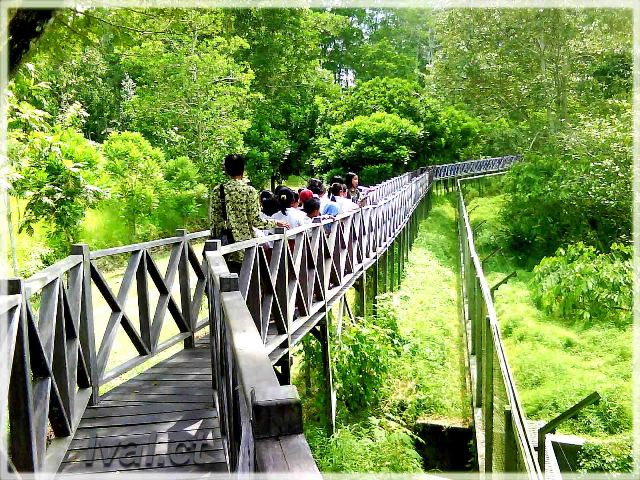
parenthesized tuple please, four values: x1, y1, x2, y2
(209, 178, 276, 263)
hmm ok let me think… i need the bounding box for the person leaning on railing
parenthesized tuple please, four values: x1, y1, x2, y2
(209, 153, 289, 274)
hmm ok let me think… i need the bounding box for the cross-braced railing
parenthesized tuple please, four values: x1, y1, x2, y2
(1, 155, 520, 475)
(204, 166, 433, 472)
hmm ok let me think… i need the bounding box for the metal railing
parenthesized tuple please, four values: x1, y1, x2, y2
(457, 174, 542, 478)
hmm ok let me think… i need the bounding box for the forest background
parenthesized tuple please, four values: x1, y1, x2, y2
(2, 7, 634, 472)
(4, 7, 632, 278)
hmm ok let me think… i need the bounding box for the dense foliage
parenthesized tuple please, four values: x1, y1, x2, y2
(8, 7, 630, 273)
(532, 242, 632, 325)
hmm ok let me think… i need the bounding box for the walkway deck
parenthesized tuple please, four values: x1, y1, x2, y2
(57, 337, 227, 474)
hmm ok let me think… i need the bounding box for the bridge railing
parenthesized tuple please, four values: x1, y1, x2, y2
(1, 155, 518, 474)
(201, 165, 434, 473)
(457, 174, 542, 479)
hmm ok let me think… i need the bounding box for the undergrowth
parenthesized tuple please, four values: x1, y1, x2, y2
(464, 180, 632, 473)
(295, 194, 470, 472)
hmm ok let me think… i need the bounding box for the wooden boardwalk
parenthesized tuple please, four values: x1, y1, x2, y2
(2, 157, 534, 477)
(58, 337, 228, 474)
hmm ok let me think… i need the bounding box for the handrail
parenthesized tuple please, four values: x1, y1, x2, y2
(457, 174, 542, 478)
(0, 155, 518, 474)
(201, 166, 434, 472)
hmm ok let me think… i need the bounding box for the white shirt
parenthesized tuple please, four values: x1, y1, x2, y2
(336, 196, 358, 212)
(271, 208, 308, 229)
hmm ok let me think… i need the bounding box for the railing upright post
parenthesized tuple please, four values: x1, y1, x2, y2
(205, 239, 221, 391)
(274, 227, 291, 384)
(484, 314, 494, 471)
(6, 278, 37, 471)
(474, 276, 483, 407)
(71, 244, 99, 405)
(177, 229, 194, 349)
(504, 405, 517, 472)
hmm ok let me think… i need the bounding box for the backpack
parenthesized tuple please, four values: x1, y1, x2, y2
(216, 184, 235, 246)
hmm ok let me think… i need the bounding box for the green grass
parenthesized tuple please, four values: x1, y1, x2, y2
(381, 194, 470, 425)
(465, 188, 632, 471)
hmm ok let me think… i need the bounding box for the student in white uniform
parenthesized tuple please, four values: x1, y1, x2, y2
(271, 187, 309, 228)
(331, 183, 358, 213)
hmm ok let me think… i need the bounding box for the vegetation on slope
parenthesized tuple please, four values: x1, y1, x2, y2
(297, 196, 470, 472)
(464, 183, 632, 472)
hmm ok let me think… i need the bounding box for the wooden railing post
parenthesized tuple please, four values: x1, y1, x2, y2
(71, 244, 98, 405)
(205, 239, 221, 392)
(177, 229, 194, 349)
(274, 227, 291, 384)
(6, 278, 37, 471)
(474, 276, 483, 408)
(504, 405, 517, 471)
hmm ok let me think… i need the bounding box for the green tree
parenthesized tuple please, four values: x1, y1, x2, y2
(315, 112, 421, 184)
(102, 131, 164, 242)
(227, 8, 342, 187)
(11, 125, 103, 260)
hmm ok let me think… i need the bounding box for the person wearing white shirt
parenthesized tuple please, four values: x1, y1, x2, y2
(271, 187, 310, 228)
(331, 183, 358, 213)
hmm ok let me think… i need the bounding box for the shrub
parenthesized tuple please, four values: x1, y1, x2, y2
(531, 242, 632, 325)
(11, 126, 103, 261)
(305, 419, 423, 473)
(577, 440, 633, 473)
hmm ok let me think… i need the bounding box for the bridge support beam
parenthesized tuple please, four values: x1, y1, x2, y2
(318, 315, 335, 435)
(354, 275, 366, 319)
(372, 258, 379, 317)
(389, 239, 396, 292)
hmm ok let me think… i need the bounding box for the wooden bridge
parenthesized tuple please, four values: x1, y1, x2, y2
(1, 155, 561, 478)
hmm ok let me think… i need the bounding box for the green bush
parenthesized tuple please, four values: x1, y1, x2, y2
(314, 112, 421, 180)
(11, 125, 103, 261)
(332, 311, 403, 415)
(306, 419, 423, 473)
(577, 440, 633, 473)
(531, 242, 632, 325)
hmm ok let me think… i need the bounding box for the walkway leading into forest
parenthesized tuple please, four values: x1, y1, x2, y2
(1, 156, 529, 477)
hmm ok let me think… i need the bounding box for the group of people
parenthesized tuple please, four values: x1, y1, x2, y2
(258, 174, 364, 229)
(209, 153, 366, 273)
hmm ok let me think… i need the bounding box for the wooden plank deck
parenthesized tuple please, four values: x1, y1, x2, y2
(58, 338, 228, 474)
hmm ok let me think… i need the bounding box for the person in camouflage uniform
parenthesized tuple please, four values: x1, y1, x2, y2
(209, 154, 289, 272)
